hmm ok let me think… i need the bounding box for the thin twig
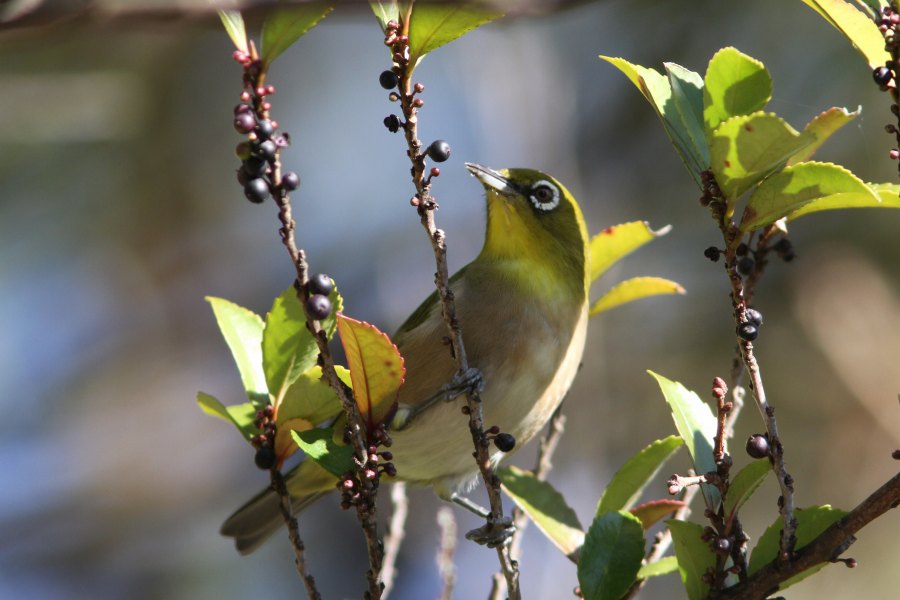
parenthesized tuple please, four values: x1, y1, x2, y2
(710, 471, 900, 600)
(436, 507, 458, 600)
(270, 468, 323, 600)
(381, 482, 409, 599)
(385, 9, 520, 599)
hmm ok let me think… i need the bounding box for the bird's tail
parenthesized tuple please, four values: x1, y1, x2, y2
(220, 459, 335, 555)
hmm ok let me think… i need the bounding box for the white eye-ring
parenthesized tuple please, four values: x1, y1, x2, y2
(529, 180, 560, 211)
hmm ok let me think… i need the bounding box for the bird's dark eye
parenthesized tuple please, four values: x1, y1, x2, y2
(528, 181, 560, 211)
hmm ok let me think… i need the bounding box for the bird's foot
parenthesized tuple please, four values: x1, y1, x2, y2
(442, 367, 485, 402)
(465, 517, 516, 548)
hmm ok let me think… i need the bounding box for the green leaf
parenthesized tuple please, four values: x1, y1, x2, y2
(649, 371, 720, 509)
(703, 48, 772, 133)
(407, 4, 503, 72)
(206, 296, 268, 402)
(596, 435, 683, 515)
(279, 365, 349, 426)
(498, 465, 584, 559)
(218, 10, 249, 54)
(788, 106, 861, 165)
(197, 391, 258, 443)
(589, 221, 672, 282)
(665, 61, 711, 179)
(260, 3, 333, 69)
(601, 56, 707, 187)
(630, 499, 687, 529)
(369, 1, 403, 31)
(801, 0, 890, 69)
(786, 179, 900, 222)
(578, 511, 645, 600)
(291, 427, 355, 478)
(667, 519, 716, 600)
(740, 161, 880, 231)
(262, 285, 342, 408)
(749, 505, 848, 589)
(337, 314, 405, 431)
(709, 112, 814, 201)
(637, 555, 679, 579)
(723, 460, 771, 523)
(590, 276, 685, 317)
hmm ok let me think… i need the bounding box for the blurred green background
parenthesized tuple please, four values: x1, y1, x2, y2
(1, 1, 898, 598)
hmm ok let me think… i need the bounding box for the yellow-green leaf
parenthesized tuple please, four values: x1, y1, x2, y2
(261, 3, 333, 69)
(407, 4, 502, 73)
(630, 499, 686, 530)
(597, 435, 684, 515)
(703, 47, 772, 133)
(218, 10, 248, 54)
(292, 427, 355, 478)
(206, 296, 268, 403)
(637, 555, 679, 579)
(788, 106, 861, 165)
(709, 112, 814, 202)
(786, 180, 900, 222)
(336, 314, 405, 432)
(369, 1, 403, 31)
(668, 519, 716, 600)
(274, 417, 313, 464)
(740, 161, 880, 231)
(499, 465, 584, 560)
(589, 221, 672, 282)
(801, 0, 890, 69)
(197, 391, 258, 443)
(590, 276, 685, 317)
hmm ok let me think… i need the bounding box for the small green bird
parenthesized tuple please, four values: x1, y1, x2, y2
(222, 163, 591, 553)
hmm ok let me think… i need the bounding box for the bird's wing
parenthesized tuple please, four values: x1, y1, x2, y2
(392, 265, 469, 344)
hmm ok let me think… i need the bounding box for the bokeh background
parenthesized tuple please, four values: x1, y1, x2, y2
(1, 1, 898, 598)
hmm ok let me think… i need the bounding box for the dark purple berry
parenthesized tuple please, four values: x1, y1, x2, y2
(256, 139, 277, 161)
(736, 243, 749, 256)
(236, 167, 249, 186)
(494, 432, 516, 452)
(234, 112, 256, 133)
(379, 69, 399, 89)
(746, 308, 763, 327)
(308, 273, 335, 296)
(746, 434, 770, 459)
(234, 103, 253, 116)
(713, 538, 732, 555)
(383, 114, 401, 133)
(244, 178, 269, 203)
(254, 446, 276, 469)
(282, 171, 300, 191)
(737, 322, 758, 341)
(426, 139, 451, 163)
(703, 246, 721, 262)
(307, 294, 332, 320)
(243, 156, 268, 177)
(874, 66, 893, 86)
(256, 119, 275, 140)
(737, 256, 755, 276)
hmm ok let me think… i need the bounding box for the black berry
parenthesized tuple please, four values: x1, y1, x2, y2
(236, 167, 249, 186)
(746, 308, 764, 327)
(874, 66, 893, 86)
(379, 70, 399, 90)
(494, 432, 516, 452)
(773, 238, 793, 255)
(254, 446, 276, 469)
(243, 156, 268, 177)
(746, 434, 770, 459)
(256, 139, 277, 161)
(383, 114, 401, 133)
(737, 322, 758, 341)
(282, 171, 300, 191)
(308, 273, 335, 296)
(244, 178, 269, 203)
(307, 294, 332, 320)
(703, 246, 721, 262)
(256, 119, 275, 140)
(426, 139, 451, 163)
(234, 112, 256, 134)
(737, 256, 755, 276)
(713, 537, 732, 555)
(234, 103, 253, 115)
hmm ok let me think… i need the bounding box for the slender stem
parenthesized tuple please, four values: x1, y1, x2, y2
(270, 468, 323, 600)
(436, 507, 458, 600)
(386, 9, 520, 598)
(381, 483, 409, 599)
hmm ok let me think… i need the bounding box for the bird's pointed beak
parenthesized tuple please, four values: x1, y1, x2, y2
(465, 162, 513, 195)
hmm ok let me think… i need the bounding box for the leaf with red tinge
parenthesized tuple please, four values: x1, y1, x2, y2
(336, 314, 405, 432)
(589, 221, 672, 282)
(630, 499, 687, 529)
(274, 417, 314, 465)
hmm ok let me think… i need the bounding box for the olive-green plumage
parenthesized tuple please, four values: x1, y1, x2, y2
(221, 164, 591, 554)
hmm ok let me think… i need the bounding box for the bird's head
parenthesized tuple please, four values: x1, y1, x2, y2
(466, 163, 590, 297)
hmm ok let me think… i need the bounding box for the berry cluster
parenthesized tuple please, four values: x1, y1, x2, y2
(230, 51, 300, 204)
(736, 306, 764, 342)
(338, 429, 397, 512)
(305, 272, 334, 321)
(876, 5, 900, 170)
(251, 404, 277, 470)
